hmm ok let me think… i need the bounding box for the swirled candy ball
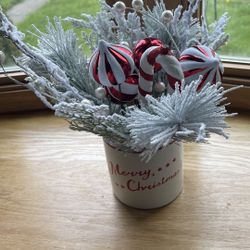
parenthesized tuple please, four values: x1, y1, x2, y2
(89, 40, 135, 87)
(106, 74, 138, 103)
(133, 38, 163, 71)
(179, 45, 223, 90)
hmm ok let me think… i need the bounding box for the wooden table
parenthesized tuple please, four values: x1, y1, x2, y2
(0, 111, 250, 250)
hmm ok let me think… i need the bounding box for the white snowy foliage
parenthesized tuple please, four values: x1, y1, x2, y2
(141, 0, 229, 55)
(30, 17, 99, 99)
(0, 1, 238, 161)
(127, 78, 240, 161)
(202, 13, 230, 50)
(170, 0, 202, 53)
(0, 9, 84, 102)
(65, 0, 145, 49)
(200, 0, 229, 50)
(54, 101, 131, 146)
(142, 0, 166, 37)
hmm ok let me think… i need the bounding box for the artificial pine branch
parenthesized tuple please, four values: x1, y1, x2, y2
(127, 78, 240, 162)
(0, 1, 238, 162)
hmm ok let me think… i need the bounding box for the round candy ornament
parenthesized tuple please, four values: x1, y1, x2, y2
(133, 38, 163, 71)
(89, 40, 135, 87)
(106, 74, 138, 103)
(179, 45, 223, 90)
(138, 45, 184, 100)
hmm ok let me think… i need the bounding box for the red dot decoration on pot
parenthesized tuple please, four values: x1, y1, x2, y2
(179, 45, 223, 90)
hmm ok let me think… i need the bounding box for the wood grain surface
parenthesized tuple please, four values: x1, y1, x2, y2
(0, 111, 250, 250)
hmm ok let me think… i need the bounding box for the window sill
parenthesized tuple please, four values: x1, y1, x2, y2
(0, 61, 249, 114)
(0, 71, 46, 113)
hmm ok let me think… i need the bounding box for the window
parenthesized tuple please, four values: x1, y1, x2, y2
(0, 0, 249, 113)
(0, 0, 100, 113)
(203, 0, 250, 111)
(205, 0, 250, 60)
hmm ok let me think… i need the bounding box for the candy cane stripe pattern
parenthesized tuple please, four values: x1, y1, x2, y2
(89, 40, 135, 87)
(89, 40, 138, 103)
(138, 45, 184, 99)
(106, 74, 138, 103)
(133, 38, 163, 72)
(179, 45, 223, 90)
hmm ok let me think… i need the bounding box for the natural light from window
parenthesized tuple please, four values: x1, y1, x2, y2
(1, 0, 100, 69)
(1, 0, 250, 69)
(205, 0, 250, 61)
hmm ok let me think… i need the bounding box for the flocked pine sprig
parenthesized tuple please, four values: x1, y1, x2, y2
(140, 0, 203, 55)
(65, 0, 145, 49)
(64, 0, 229, 54)
(0, 2, 238, 162)
(142, 0, 166, 38)
(200, 0, 229, 50)
(29, 17, 99, 101)
(170, 0, 202, 53)
(64, 0, 117, 43)
(99, 0, 146, 46)
(66, 11, 118, 44)
(127, 78, 241, 162)
(0, 8, 83, 102)
(203, 13, 230, 51)
(182, 0, 201, 28)
(119, 10, 146, 47)
(140, 0, 181, 56)
(54, 100, 131, 147)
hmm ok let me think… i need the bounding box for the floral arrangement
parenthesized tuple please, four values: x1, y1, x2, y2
(0, 0, 241, 161)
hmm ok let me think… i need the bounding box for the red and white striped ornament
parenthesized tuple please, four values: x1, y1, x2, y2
(89, 40, 138, 103)
(179, 45, 223, 90)
(89, 40, 135, 87)
(106, 74, 138, 103)
(133, 38, 163, 71)
(138, 45, 184, 100)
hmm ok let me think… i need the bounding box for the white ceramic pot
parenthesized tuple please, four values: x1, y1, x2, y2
(104, 141, 183, 209)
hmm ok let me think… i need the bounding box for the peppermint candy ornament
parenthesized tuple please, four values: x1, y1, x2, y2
(138, 45, 184, 100)
(133, 38, 163, 71)
(89, 40, 135, 87)
(179, 45, 223, 89)
(106, 74, 138, 103)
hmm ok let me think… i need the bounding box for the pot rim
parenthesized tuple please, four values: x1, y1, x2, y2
(103, 138, 178, 155)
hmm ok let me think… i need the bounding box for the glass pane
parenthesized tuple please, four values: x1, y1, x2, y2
(1, 0, 99, 69)
(1, 1, 23, 68)
(204, 0, 250, 60)
(2, 0, 250, 68)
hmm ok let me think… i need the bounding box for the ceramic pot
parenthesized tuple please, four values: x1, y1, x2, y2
(104, 141, 183, 209)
